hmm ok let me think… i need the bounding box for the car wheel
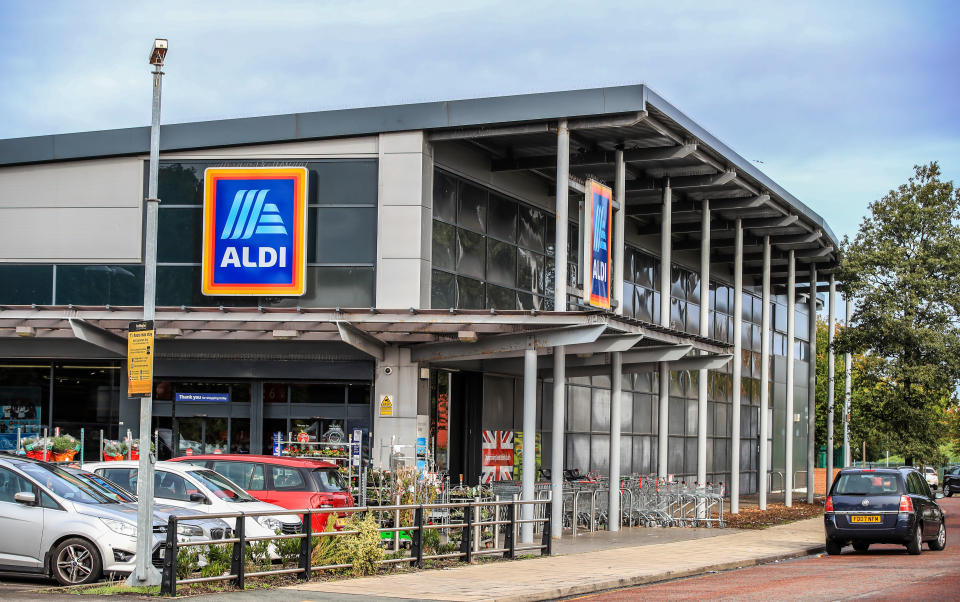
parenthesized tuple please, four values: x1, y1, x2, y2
(906, 523, 923, 555)
(945, 486, 953, 498)
(852, 542, 870, 553)
(825, 538, 843, 556)
(52, 538, 102, 585)
(929, 520, 947, 551)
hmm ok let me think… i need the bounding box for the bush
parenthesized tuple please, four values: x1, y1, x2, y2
(311, 512, 384, 576)
(177, 547, 200, 580)
(275, 529, 302, 565)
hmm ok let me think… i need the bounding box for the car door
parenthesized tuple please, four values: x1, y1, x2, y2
(917, 475, 941, 537)
(0, 466, 43, 568)
(908, 472, 935, 537)
(211, 461, 268, 503)
(265, 464, 309, 510)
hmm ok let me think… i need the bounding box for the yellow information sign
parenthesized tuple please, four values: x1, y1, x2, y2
(127, 320, 154, 397)
(378, 394, 394, 417)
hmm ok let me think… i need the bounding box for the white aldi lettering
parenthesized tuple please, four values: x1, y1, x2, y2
(219, 246, 288, 268)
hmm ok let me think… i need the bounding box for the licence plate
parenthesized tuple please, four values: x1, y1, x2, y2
(850, 515, 881, 523)
(158, 548, 165, 559)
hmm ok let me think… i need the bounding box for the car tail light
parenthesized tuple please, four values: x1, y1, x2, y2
(825, 496, 834, 512)
(899, 495, 914, 512)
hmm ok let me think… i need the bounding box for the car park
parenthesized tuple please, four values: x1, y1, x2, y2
(0, 454, 178, 585)
(169, 454, 354, 531)
(943, 466, 960, 497)
(824, 467, 946, 555)
(85, 461, 301, 546)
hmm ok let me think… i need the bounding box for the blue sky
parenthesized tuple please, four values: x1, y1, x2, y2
(1, 0, 958, 245)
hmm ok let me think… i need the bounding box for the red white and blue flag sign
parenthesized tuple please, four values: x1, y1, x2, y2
(582, 179, 612, 309)
(481, 430, 514, 484)
(202, 167, 308, 296)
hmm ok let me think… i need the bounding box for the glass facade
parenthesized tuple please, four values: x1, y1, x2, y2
(0, 160, 378, 308)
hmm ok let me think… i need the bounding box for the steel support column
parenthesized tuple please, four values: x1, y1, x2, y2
(697, 199, 710, 517)
(521, 348, 536, 543)
(608, 351, 622, 531)
(807, 264, 818, 503)
(550, 119, 569, 539)
(826, 274, 836, 493)
(731, 218, 743, 514)
(613, 148, 626, 316)
(785, 250, 796, 506)
(843, 295, 852, 468)
(658, 178, 671, 479)
(758, 236, 771, 510)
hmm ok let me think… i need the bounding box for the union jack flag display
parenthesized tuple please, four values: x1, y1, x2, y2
(481, 430, 514, 484)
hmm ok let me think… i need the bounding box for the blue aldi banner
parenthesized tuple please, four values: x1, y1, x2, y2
(582, 179, 612, 309)
(202, 167, 308, 296)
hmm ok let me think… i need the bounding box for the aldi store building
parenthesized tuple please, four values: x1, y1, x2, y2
(0, 85, 839, 512)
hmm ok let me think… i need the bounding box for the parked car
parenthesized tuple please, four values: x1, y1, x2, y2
(85, 461, 301, 547)
(923, 466, 939, 489)
(943, 466, 960, 497)
(169, 454, 354, 531)
(0, 454, 187, 585)
(824, 467, 946, 556)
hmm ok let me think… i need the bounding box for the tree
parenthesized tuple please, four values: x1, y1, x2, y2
(835, 162, 960, 464)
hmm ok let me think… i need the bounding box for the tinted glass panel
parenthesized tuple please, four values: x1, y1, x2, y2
(315, 207, 377, 263)
(157, 208, 202, 263)
(156, 265, 249, 307)
(432, 221, 456, 271)
(433, 171, 457, 222)
(56, 265, 144, 306)
(517, 248, 544, 294)
(486, 239, 516, 287)
(311, 161, 377, 205)
(487, 195, 517, 243)
(0, 265, 53, 304)
(456, 275, 484, 309)
(458, 182, 487, 233)
(486, 284, 516, 310)
(518, 205, 544, 252)
(431, 269, 456, 309)
(291, 383, 345, 404)
(456, 228, 485, 279)
(158, 162, 205, 205)
(270, 266, 375, 308)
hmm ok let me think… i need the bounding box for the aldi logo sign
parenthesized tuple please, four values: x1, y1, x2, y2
(202, 167, 307, 296)
(582, 179, 612, 309)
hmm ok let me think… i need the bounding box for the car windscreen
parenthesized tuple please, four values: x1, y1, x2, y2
(833, 473, 902, 496)
(71, 471, 136, 503)
(312, 468, 348, 492)
(19, 463, 116, 504)
(190, 469, 257, 502)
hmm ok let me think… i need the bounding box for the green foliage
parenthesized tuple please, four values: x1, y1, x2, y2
(422, 526, 440, 555)
(177, 547, 200, 580)
(244, 539, 271, 572)
(201, 543, 231, 578)
(310, 512, 384, 576)
(275, 529, 302, 565)
(836, 162, 960, 463)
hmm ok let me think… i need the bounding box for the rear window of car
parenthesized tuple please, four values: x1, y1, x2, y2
(312, 468, 347, 492)
(833, 473, 902, 496)
(269, 465, 307, 491)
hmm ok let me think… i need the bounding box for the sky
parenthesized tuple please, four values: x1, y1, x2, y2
(1, 0, 958, 246)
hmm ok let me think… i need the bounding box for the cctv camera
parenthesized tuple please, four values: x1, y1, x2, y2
(383, 367, 393, 375)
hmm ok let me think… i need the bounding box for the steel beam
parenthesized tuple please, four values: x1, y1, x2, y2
(697, 199, 710, 514)
(827, 274, 836, 495)
(521, 348, 536, 543)
(731, 217, 743, 514)
(336, 321, 385, 361)
(68, 318, 127, 356)
(564, 334, 643, 355)
(785, 249, 796, 507)
(409, 324, 605, 362)
(608, 351, 622, 531)
(613, 149, 626, 316)
(843, 296, 852, 468)
(759, 236, 771, 510)
(491, 143, 696, 172)
(668, 170, 737, 189)
(807, 264, 818, 503)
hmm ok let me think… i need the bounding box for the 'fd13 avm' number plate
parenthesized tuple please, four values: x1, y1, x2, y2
(850, 515, 881, 523)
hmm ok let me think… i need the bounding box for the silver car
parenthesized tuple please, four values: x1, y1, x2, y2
(0, 454, 207, 585)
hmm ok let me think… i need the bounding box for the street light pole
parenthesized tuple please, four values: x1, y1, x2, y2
(128, 38, 166, 587)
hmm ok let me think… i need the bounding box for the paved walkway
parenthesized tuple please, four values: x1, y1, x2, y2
(285, 517, 825, 602)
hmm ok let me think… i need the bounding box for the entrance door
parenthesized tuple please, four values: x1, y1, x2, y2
(176, 418, 228, 456)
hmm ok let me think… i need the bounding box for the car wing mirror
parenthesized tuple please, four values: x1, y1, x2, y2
(14, 491, 36, 505)
(188, 492, 210, 504)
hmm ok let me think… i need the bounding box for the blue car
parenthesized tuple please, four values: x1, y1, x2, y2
(824, 467, 947, 555)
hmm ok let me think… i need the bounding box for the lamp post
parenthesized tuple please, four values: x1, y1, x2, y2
(128, 38, 166, 586)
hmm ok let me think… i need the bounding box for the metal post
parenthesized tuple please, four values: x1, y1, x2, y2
(555, 119, 569, 310)
(412, 506, 424, 568)
(759, 236, 771, 510)
(80, 428, 85, 467)
(730, 218, 743, 514)
(129, 40, 165, 587)
(461, 501, 474, 563)
(299, 509, 313, 580)
(658, 180, 671, 479)
(843, 295, 852, 467)
(785, 250, 796, 507)
(521, 348, 536, 543)
(807, 264, 818, 503)
(551, 119, 569, 539)
(231, 514, 245, 590)
(159, 516, 177, 596)
(697, 199, 710, 517)
(613, 148, 626, 316)
(826, 274, 836, 494)
(551, 347, 564, 539)
(608, 351, 622, 531)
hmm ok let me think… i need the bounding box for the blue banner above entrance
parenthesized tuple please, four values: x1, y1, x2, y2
(175, 392, 230, 403)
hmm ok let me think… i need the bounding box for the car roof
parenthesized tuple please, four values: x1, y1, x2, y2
(168, 454, 338, 469)
(90, 460, 206, 474)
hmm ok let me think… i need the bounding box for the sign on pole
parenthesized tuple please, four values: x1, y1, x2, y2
(127, 320, 154, 397)
(202, 167, 308, 296)
(582, 179, 613, 309)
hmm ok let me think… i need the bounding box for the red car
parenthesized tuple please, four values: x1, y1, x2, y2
(170, 454, 354, 531)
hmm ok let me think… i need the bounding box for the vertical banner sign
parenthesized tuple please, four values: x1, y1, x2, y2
(481, 430, 514, 484)
(202, 167, 308, 296)
(127, 320, 154, 398)
(582, 179, 613, 309)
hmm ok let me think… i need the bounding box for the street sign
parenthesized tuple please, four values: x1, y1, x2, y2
(202, 167, 308, 296)
(272, 431, 283, 456)
(378, 394, 394, 417)
(351, 428, 362, 467)
(127, 320, 154, 397)
(582, 179, 612, 309)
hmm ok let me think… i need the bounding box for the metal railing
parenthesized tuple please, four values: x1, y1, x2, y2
(159, 497, 552, 596)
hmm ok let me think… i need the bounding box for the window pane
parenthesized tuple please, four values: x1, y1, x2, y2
(269, 465, 306, 491)
(458, 181, 487, 233)
(300, 266, 375, 307)
(432, 221, 456, 271)
(517, 249, 544, 294)
(486, 239, 516, 287)
(592, 388, 610, 432)
(567, 385, 591, 432)
(0, 265, 53, 304)
(158, 162, 205, 205)
(487, 195, 517, 243)
(518, 205, 544, 252)
(156, 265, 249, 307)
(433, 171, 457, 222)
(456, 228, 485, 279)
(431, 269, 456, 309)
(347, 384, 370, 404)
(158, 208, 202, 263)
(56, 265, 144, 306)
(456, 275, 484, 309)
(314, 207, 377, 263)
(291, 383, 345, 404)
(263, 383, 288, 404)
(310, 160, 377, 205)
(486, 284, 516, 310)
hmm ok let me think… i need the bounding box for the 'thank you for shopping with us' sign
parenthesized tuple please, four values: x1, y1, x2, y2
(202, 167, 308, 296)
(582, 179, 612, 309)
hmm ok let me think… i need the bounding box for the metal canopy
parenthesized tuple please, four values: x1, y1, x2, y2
(336, 321, 385, 361)
(68, 318, 126, 356)
(409, 324, 606, 362)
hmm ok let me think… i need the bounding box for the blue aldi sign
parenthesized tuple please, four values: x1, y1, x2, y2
(202, 167, 308, 296)
(582, 179, 612, 309)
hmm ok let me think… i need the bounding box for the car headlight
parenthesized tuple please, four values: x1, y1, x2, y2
(101, 518, 137, 537)
(255, 516, 283, 532)
(177, 523, 204, 537)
